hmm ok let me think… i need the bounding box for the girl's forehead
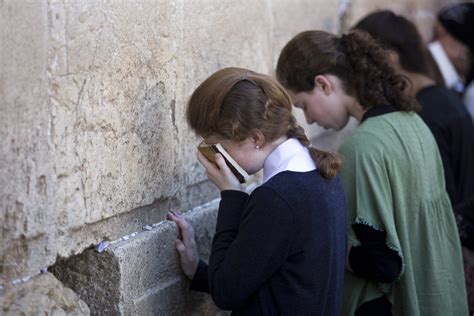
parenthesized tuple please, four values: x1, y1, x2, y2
(202, 135, 223, 144)
(202, 136, 250, 148)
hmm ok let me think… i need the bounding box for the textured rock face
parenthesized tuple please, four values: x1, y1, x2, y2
(0, 272, 90, 315)
(1, 0, 452, 314)
(1, 0, 57, 284)
(1, 0, 340, 282)
(50, 200, 221, 315)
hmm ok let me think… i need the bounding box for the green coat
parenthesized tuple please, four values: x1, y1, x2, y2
(339, 111, 467, 315)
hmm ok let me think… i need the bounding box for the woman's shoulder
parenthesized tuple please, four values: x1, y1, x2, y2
(341, 111, 425, 155)
(261, 170, 327, 190)
(254, 171, 346, 221)
(339, 112, 418, 163)
(259, 171, 344, 200)
(361, 110, 421, 130)
(339, 122, 386, 158)
(340, 111, 439, 176)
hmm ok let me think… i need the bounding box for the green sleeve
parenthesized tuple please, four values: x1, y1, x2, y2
(340, 137, 404, 288)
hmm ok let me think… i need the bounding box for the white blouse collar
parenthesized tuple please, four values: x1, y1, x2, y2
(263, 138, 316, 183)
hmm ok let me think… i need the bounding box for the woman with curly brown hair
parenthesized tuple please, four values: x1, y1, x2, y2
(276, 30, 467, 315)
(352, 10, 474, 314)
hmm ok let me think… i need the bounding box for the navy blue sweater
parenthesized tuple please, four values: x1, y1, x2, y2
(190, 170, 347, 315)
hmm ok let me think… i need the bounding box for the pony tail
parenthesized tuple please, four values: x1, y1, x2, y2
(341, 31, 420, 112)
(288, 119, 342, 179)
(308, 147, 342, 179)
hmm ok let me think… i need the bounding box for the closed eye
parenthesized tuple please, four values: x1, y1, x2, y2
(296, 103, 306, 111)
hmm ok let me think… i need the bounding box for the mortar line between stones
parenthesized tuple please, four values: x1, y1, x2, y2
(102, 198, 221, 249)
(0, 198, 221, 290)
(0, 267, 49, 291)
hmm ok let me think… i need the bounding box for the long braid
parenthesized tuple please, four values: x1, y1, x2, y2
(287, 117, 342, 179)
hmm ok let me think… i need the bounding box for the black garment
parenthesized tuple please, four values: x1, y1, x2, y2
(438, 3, 474, 53)
(455, 195, 474, 250)
(348, 225, 400, 316)
(438, 3, 474, 85)
(349, 224, 402, 284)
(361, 104, 397, 123)
(355, 295, 392, 316)
(190, 260, 209, 293)
(190, 171, 347, 315)
(417, 85, 474, 248)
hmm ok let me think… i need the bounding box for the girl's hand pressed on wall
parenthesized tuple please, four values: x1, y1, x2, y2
(167, 211, 199, 280)
(197, 151, 242, 192)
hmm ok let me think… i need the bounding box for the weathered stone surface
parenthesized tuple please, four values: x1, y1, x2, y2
(340, 0, 448, 41)
(1, 0, 57, 282)
(50, 249, 120, 315)
(0, 272, 90, 315)
(1, 0, 343, 281)
(51, 200, 220, 315)
(271, 0, 340, 67)
(48, 0, 189, 257)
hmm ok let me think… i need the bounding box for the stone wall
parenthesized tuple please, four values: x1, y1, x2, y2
(0, 0, 457, 314)
(339, 0, 456, 40)
(2, 0, 334, 283)
(2, 0, 57, 285)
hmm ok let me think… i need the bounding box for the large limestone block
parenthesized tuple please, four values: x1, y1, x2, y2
(271, 0, 340, 67)
(48, 0, 282, 263)
(1, 0, 57, 280)
(49, 0, 189, 232)
(0, 272, 90, 315)
(181, 1, 273, 75)
(51, 200, 220, 315)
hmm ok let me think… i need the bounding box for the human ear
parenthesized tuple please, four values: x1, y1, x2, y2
(251, 130, 266, 149)
(387, 50, 399, 66)
(314, 75, 332, 96)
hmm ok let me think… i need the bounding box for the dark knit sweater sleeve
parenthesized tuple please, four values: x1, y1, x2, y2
(190, 259, 210, 293)
(428, 121, 458, 205)
(349, 224, 402, 283)
(208, 187, 293, 310)
(189, 190, 248, 294)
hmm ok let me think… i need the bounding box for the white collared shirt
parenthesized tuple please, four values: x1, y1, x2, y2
(263, 138, 316, 183)
(428, 41, 465, 92)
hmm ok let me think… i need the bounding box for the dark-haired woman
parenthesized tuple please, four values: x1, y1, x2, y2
(277, 30, 467, 315)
